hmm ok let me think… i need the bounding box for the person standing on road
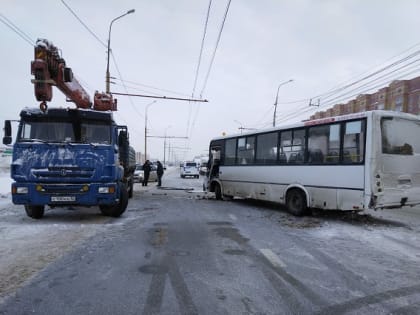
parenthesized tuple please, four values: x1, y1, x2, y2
(156, 161, 164, 187)
(142, 160, 151, 186)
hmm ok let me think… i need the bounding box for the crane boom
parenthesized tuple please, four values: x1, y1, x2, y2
(31, 39, 117, 111)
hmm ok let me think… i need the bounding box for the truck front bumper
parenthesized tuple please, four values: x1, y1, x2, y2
(11, 182, 120, 206)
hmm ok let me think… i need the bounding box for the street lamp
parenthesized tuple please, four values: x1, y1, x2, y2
(273, 79, 293, 127)
(144, 100, 157, 161)
(163, 125, 172, 166)
(106, 9, 135, 93)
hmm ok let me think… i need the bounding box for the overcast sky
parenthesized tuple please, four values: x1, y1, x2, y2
(1, 0, 419, 162)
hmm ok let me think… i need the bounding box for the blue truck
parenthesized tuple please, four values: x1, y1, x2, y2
(2, 39, 136, 219)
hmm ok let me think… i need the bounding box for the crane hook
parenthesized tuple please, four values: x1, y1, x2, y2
(40, 101, 48, 112)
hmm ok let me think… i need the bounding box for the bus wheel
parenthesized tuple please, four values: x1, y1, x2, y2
(25, 205, 45, 219)
(286, 189, 307, 216)
(214, 183, 222, 200)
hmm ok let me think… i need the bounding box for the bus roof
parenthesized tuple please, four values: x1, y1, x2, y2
(210, 110, 420, 141)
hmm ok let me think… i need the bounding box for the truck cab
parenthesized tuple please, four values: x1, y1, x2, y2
(3, 107, 135, 219)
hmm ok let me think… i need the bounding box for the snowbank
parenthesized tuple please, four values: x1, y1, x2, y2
(0, 169, 12, 208)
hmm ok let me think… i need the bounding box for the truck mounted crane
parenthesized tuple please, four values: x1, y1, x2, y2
(3, 38, 136, 219)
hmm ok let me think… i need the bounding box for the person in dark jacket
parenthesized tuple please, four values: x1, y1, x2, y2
(142, 160, 151, 186)
(156, 161, 164, 187)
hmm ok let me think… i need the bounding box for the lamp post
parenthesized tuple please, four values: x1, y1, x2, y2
(106, 9, 135, 93)
(273, 79, 293, 127)
(144, 100, 157, 161)
(163, 125, 172, 166)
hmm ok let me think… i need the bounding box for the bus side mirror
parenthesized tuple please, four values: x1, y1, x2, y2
(3, 120, 12, 145)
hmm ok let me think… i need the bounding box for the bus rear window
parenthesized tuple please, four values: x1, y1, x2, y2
(381, 117, 420, 155)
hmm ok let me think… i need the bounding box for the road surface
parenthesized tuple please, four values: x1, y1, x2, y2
(1, 167, 420, 314)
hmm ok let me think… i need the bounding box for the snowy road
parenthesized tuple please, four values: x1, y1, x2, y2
(0, 169, 420, 313)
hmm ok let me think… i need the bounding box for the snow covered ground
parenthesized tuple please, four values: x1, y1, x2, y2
(0, 167, 112, 304)
(0, 168, 12, 208)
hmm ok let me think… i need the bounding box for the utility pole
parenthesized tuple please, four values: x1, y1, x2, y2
(147, 135, 188, 165)
(106, 9, 135, 93)
(144, 100, 157, 161)
(273, 79, 293, 127)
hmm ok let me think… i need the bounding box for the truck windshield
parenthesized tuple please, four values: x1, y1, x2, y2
(18, 120, 111, 144)
(381, 117, 420, 155)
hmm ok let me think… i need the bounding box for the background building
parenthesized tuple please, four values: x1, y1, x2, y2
(310, 76, 420, 120)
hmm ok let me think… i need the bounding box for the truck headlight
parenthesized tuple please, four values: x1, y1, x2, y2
(15, 187, 28, 194)
(98, 186, 115, 194)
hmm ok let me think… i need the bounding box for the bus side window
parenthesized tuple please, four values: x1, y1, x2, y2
(279, 152, 287, 163)
(280, 130, 292, 163)
(256, 132, 278, 165)
(343, 120, 365, 163)
(288, 152, 303, 164)
(326, 151, 339, 163)
(237, 136, 255, 165)
(308, 125, 328, 164)
(224, 138, 236, 165)
(308, 149, 324, 163)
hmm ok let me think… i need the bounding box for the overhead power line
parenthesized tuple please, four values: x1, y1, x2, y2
(60, 0, 107, 48)
(273, 45, 420, 125)
(112, 92, 208, 103)
(199, 0, 232, 98)
(276, 42, 420, 106)
(320, 59, 420, 108)
(186, 0, 232, 154)
(317, 49, 420, 102)
(192, 0, 212, 98)
(315, 41, 420, 101)
(111, 52, 145, 119)
(113, 78, 191, 97)
(276, 69, 420, 126)
(186, 0, 213, 143)
(0, 13, 35, 46)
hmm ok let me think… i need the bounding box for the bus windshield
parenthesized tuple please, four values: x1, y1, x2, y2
(381, 117, 420, 155)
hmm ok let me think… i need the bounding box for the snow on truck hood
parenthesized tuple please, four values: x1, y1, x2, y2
(11, 144, 113, 183)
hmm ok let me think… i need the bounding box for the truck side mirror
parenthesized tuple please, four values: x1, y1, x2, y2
(3, 120, 12, 145)
(118, 131, 128, 147)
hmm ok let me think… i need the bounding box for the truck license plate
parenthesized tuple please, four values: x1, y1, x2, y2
(51, 196, 76, 202)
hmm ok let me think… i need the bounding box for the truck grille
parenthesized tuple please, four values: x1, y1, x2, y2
(32, 167, 95, 179)
(40, 184, 88, 194)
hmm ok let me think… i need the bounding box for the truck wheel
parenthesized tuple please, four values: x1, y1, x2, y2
(25, 205, 45, 219)
(128, 180, 134, 199)
(99, 183, 128, 217)
(286, 189, 307, 216)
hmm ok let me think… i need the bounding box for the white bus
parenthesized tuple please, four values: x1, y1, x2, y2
(204, 110, 420, 216)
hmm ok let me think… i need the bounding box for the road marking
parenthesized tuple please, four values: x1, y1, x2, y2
(260, 248, 287, 268)
(229, 214, 237, 221)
